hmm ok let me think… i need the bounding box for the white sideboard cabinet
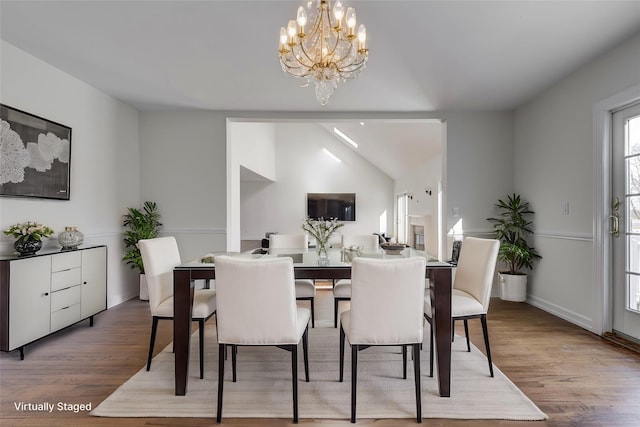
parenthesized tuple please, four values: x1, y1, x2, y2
(0, 245, 107, 359)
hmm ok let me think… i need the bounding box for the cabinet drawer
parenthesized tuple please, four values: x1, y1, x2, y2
(51, 251, 81, 272)
(50, 304, 81, 332)
(51, 268, 81, 291)
(51, 285, 81, 312)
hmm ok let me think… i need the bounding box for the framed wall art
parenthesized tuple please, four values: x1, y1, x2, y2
(0, 104, 71, 200)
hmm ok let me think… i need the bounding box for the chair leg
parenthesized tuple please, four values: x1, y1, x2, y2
(339, 325, 345, 382)
(232, 345, 237, 382)
(303, 325, 310, 382)
(402, 345, 408, 379)
(334, 298, 339, 328)
(291, 345, 299, 423)
(146, 317, 159, 371)
(310, 297, 315, 328)
(480, 314, 494, 377)
(216, 344, 225, 423)
(199, 319, 205, 379)
(413, 343, 422, 423)
(463, 319, 471, 352)
(351, 345, 358, 424)
(424, 314, 434, 378)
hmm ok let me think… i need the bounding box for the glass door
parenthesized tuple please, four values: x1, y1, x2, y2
(612, 102, 640, 341)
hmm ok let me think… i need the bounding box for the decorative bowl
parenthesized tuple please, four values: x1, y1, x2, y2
(381, 243, 408, 252)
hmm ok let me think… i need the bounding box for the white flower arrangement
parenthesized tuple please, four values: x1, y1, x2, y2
(302, 217, 344, 255)
(4, 221, 54, 241)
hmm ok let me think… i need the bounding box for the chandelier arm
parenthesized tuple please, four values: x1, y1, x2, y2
(333, 41, 356, 66)
(324, 31, 342, 62)
(295, 40, 321, 69)
(335, 50, 366, 69)
(335, 57, 367, 76)
(280, 50, 313, 76)
(281, 56, 313, 78)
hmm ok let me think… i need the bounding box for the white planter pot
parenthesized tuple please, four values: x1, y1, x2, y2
(139, 273, 149, 301)
(499, 273, 527, 302)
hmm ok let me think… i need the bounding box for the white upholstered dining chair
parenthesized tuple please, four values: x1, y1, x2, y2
(339, 257, 426, 423)
(424, 236, 500, 377)
(214, 255, 310, 423)
(332, 234, 380, 327)
(269, 233, 317, 327)
(138, 236, 217, 380)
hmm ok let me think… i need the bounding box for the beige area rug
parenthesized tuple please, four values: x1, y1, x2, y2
(91, 325, 547, 421)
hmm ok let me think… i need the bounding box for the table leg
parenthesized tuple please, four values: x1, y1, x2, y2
(430, 268, 452, 397)
(174, 269, 194, 396)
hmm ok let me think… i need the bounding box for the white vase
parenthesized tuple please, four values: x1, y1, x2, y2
(499, 273, 528, 302)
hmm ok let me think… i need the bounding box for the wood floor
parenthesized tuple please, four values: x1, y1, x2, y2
(1, 288, 640, 427)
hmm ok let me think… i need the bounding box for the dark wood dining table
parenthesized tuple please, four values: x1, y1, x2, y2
(172, 248, 453, 397)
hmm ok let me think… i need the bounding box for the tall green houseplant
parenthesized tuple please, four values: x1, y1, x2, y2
(122, 201, 162, 274)
(487, 194, 541, 302)
(487, 193, 541, 275)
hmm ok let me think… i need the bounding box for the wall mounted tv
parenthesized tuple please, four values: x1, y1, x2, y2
(307, 193, 356, 221)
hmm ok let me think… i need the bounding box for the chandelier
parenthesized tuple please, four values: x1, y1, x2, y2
(278, 0, 369, 105)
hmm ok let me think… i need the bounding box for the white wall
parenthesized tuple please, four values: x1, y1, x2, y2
(0, 41, 141, 307)
(232, 122, 276, 181)
(139, 111, 513, 260)
(240, 122, 395, 243)
(227, 121, 276, 251)
(445, 112, 514, 236)
(513, 32, 640, 331)
(138, 111, 227, 260)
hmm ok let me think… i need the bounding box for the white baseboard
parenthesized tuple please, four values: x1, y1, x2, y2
(526, 295, 594, 333)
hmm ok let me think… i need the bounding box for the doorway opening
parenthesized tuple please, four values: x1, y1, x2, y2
(227, 118, 445, 259)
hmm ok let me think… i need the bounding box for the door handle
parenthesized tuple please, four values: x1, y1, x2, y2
(610, 197, 620, 237)
(610, 214, 619, 237)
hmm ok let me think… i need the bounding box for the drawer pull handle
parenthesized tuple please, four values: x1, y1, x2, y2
(44, 292, 49, 296)
(61, 306, 70, 310)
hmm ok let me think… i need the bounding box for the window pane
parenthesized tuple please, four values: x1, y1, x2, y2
(627, 273, 640, 312)
(628, 196, 640, 233)
(627, 115, 640, 155)
(628, 234, 640, 274)
(627, 156, 640, 195)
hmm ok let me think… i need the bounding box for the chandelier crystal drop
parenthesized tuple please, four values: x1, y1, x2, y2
(278, 0, 369, 105)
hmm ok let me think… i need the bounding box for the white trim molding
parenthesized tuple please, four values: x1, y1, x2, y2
(161, 228, 226, 236)
(536, 233, 592, 242)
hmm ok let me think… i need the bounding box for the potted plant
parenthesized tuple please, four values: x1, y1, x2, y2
(122, 201, 162, 300)
(487, 193, 542, 302)
(4, 221, 54, 256)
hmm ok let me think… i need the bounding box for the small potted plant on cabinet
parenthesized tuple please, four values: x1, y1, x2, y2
(122, 201, 162, 300)
(487, 193, 542, 302)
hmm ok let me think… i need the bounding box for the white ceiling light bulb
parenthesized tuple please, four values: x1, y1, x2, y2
(296, 6, 307, 29)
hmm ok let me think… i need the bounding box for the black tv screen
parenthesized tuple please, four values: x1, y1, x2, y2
(307, 193, 356, 221)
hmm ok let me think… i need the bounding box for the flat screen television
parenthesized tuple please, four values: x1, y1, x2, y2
(307, 193, 356, 221)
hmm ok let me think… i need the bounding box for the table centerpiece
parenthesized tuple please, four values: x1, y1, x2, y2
(302, 217, 343, 260)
